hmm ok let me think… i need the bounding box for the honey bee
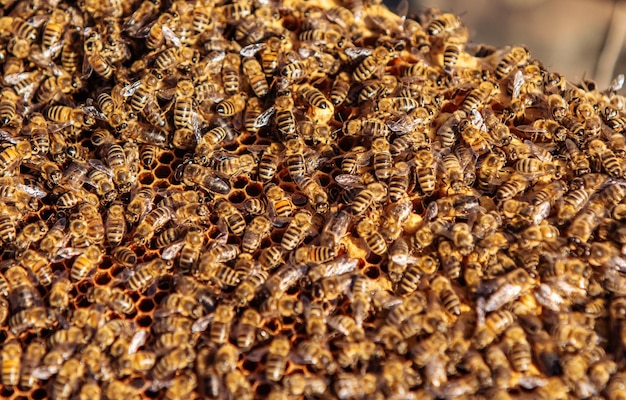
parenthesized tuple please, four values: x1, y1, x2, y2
(14, 219, 47, 254)
(494, 46, 530, 80)
(208, 303, 235, 345)
(0, 141, 31, 175)
(356, 219, 387, 256)
(280, 210, 312, 251)
(127, 258, 170, 292)
(371, 137, 393, 181)
(181, 163, 231, 194)
(331, 71, 351, 105)
(495, 173, 530, 202)
(414, 147, 437, 195)
(124, 187, 154, 224)
(18, 338, 47, 391)
(19, 249, 52, 286)
(0, 89, 18, 125)
(153, 345, 196, 381)
(262, 335, 290, 382)
(88, 286, 136, 315)
(70, 245, 102, 281)
(9, 306, 56, 334)
(344, 117, 390, 138)
(474, 309, 516, 349)
(588, 138, 623, 178)
(334, 373, 378, 399)
(353, 46, 392, 82)
(294, 174, 329, 214)
(241, 56, 269, 98)
(0, 340, 21, 387)
(241, 215, 271, 253)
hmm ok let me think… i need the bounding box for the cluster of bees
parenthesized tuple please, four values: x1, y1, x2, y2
(1, 0, 626, 398)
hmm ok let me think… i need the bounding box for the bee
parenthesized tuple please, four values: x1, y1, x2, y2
(70, 246, 103, 281)
(0, 340, 21, 387)
(232, 308, 264, 350)
(331, 71, 351, 105)
(9, 306, 56, 334)
(242, 215, 271, 253)
(474, 309, 516, 349)
(265, 335, 290, 382)
(353, 46, 392, 82)
(153, 345, 196, 381)
(294, 175, 329, 214)
(220, 53, 241, 95)
(357, 219, 387, 255)
(334, 373, 378, 399)
(344, 117, 390, 138)
(588, 138, 623, 178)
(557, 186, 592, 225)
(0, 141, 31, 175)
(125, 187, 154, 223)
(460, 81, 499, 113)
(427, 12, 463, 36)
(494, 46, 530, 79)
(265, 184, 295, 218)
(181, 163, 231, 195)
(127, 258, 170, 292)
(104, 201, 126, 247)
(298, 83, 332, 110)
(15, 220, 47, 253)
(83, 31, 113, 80)
(209, 303, 235, 345)
(350, 182, 387, 215)
(19, 249, 53, 287)
(241, 56, 269, 98)
(430, 274, 461, 315)
(274, 94, 297, 140)
(0, 89, 17, 125)
(371, 137, 393, 181)
(495, 173, 530, 202)
(19, 339, 47, 390)
(179, 230, 204, 273)
(48, 276, 72, 312)
(88, 286, 136, 315)
(215, 199, 245, 236)
(414, 147, 437, 195)
(443, 36, 466, 71)
(281, 210, 313, 251)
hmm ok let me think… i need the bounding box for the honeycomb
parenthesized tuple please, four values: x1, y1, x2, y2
(0, 0, 626, 399)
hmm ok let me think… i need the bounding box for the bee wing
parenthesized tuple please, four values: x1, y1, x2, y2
(334, 174, 366, 190)
(512, 69, 524, 99)
(533, 283, 564, 311)
(81, 53, 93, 80)
(607, 73, 625, 93)
(344, 47, 372, 60)
(254, 106, 276, 128)
(52, 247, 84, 263)
(240, 43, 266, 57)
(128, 330, 148, 354)
(484, 283, 521, 312)
(87, 158, 114, 177)
(161, 241, 185, 261)
(129, 18, 158, 38)
(16, 182, 47, 198)
(246, 345, 270, 362)
(120, 80, 142, 98)
(161, 25, 181, 48)
(515, 124, 547, 134)
(32, 365, 60, 380)
(0, 129, 20, 144)
(4, 71, 36, 85)
(191, 313, 214, 333)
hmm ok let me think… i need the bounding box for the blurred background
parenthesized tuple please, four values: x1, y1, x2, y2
(399, 0, 626, 92)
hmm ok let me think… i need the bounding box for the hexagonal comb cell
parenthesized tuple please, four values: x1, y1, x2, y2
(0, 0, 624, 398)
